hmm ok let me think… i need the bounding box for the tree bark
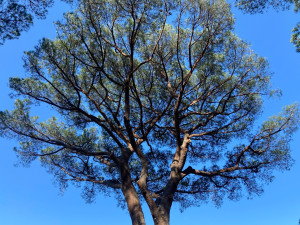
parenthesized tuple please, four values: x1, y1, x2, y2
(157, 207, 171, 225)
(154, 171, 181, 225)
(154, 137, 191, 225)
(120, 162, 146, 225)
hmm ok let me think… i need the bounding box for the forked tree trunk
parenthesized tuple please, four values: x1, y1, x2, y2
(148, 185, 177, 225)
(154, 170, 181, 225)
(121, 171, 173, 225)
(120, 149, 182, 225)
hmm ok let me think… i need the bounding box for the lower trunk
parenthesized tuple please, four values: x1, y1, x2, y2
(122, 186, 146, 225)
(148, 206, 170, 225)
(120, 163, 146, 225)
(120, 152, 181, 225)
(156, 207, 170, 225)
(154, 171, 180, 225)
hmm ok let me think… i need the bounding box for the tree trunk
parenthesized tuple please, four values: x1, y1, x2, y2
(120, 162, 146, 225)
(156, 208, 171, 225)
(155, 170, 181, 225)
(123, 186, 146, 225)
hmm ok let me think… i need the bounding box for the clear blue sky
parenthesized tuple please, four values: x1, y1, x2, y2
(0, 2, 300, 225)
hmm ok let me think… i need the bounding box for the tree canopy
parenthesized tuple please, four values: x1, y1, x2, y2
(0, 0, 73, 45)
(0, 0, 299, 225)
(235, 0, 300, 13)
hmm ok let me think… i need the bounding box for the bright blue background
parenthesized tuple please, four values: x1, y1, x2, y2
(0, 2, 300, 225)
